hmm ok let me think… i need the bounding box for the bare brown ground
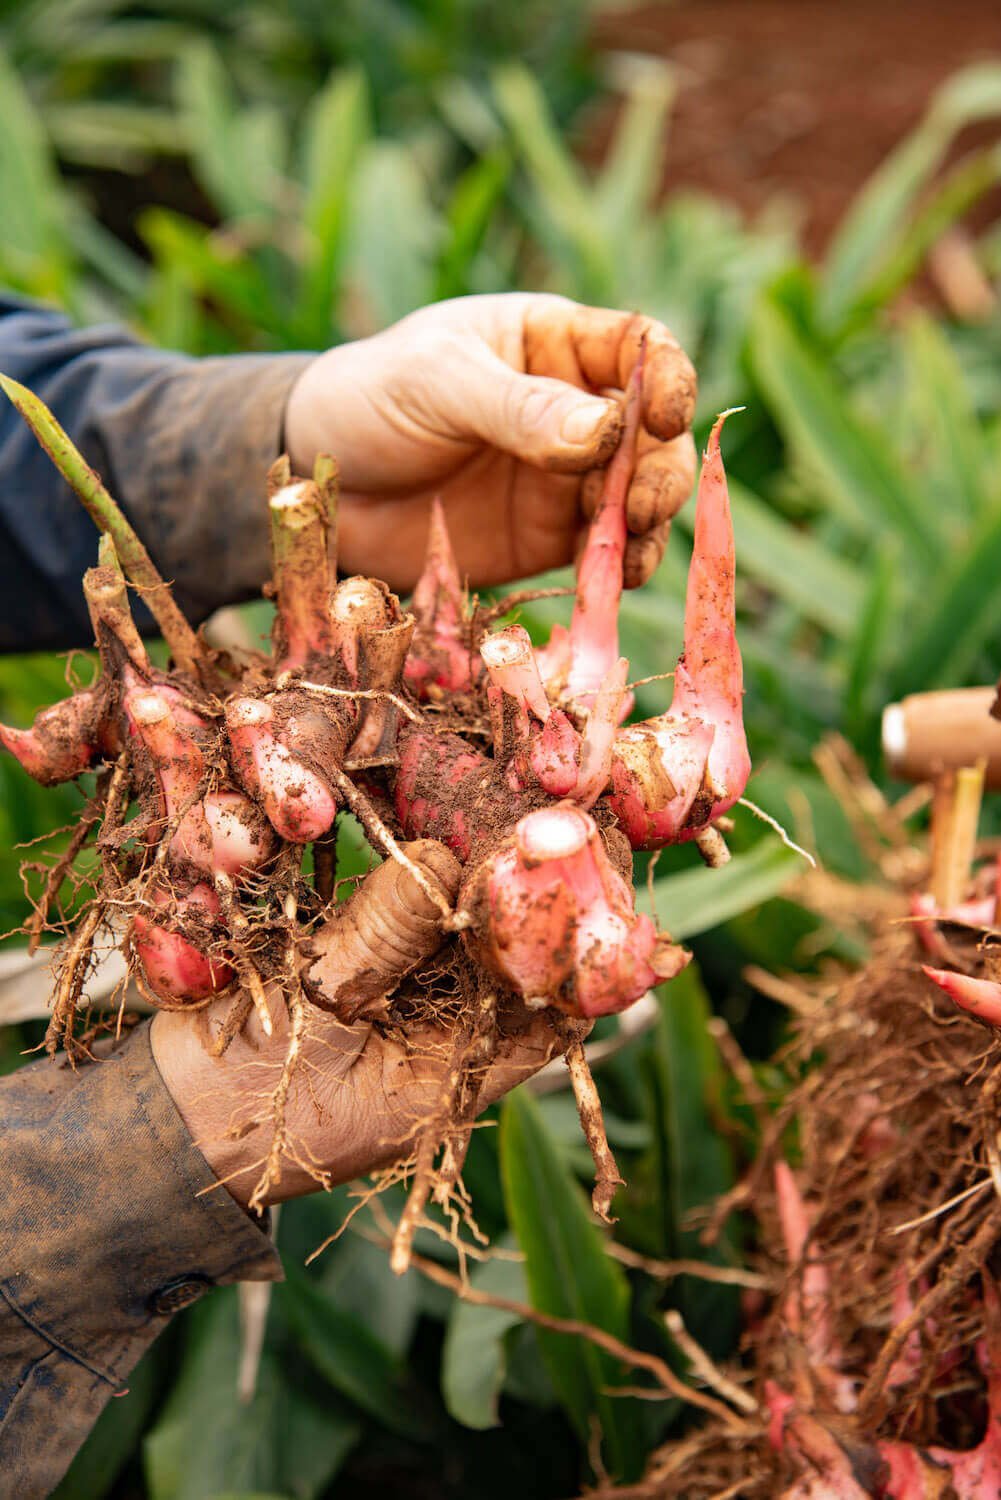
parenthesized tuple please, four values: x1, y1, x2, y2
(589, 0, 1001, 252)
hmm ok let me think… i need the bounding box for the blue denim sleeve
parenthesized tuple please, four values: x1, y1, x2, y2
(0, 295, 313, 652)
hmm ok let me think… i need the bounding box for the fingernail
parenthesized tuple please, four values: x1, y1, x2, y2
(561, 400, 612, 448)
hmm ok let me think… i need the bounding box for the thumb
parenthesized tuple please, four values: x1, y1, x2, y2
(446, 339, 623, 472)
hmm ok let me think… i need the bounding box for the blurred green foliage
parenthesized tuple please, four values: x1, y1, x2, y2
(3, 7, 1001, 1495)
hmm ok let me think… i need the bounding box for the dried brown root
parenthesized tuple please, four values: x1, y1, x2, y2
(390, 1021, 471, 1276)
(312, 827, 337, 908)
(24, 801, 102, 953)
(325, 760, 461, 925)
(555, 1016, 624, 1223)
(390, 1243, 752, 1429)
(209, 989, 255, 1059)
(433, 988, 498, 1208)
(248, 977, 307, 1212)
(214, 873, 273, 1038)
(46, 898, 107, 1057)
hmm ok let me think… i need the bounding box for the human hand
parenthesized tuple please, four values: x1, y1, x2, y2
(284, 292, 697, 593)
(150, 845, 563, 1210)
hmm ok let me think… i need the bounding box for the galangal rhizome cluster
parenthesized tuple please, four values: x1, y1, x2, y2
(0, 352, 749, 1262)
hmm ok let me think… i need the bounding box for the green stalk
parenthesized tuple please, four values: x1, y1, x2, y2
(0, 373, 205, 679)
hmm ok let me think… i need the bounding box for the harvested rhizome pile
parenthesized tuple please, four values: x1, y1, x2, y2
(607, 846, 1001, 1498)
(0, 349, 750, 1269)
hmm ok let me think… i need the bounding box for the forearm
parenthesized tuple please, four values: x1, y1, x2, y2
(0, 294, 312, 652)
(0, 1023, 280, 1497)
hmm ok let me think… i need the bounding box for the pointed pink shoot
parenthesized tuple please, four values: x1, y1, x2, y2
(527, 708, 581, 796)
(564, 351, 644, 707)
(405, 498, 477, 697)
(480, 625, 551, 722)
(225, 697, 338, 844)
(0, 689, 104, 785)
(671, 410, 750, 826)
(412, 496, 463, 633)
(922, 966, 1001, 1026)
(774, 1161, 844, 1385)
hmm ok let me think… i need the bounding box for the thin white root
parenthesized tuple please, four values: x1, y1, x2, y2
(281, 676, 424, 725)
(738, 796, 817, 868)
(664, 1309, 758, 1415)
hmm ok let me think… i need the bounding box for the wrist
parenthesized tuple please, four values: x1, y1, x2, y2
(150, 1007, 263, 1209)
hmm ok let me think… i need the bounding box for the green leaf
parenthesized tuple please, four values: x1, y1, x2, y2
(500, 1089, 645, 1480)
(842, 546, 897, 748)
(141, 209, 279, 335)
(279, 1271, 427, 1439)
(294, 68, 369, 342)
(436, 147, 511, 301)
(594, 57, 675, 235)
(0, 43, 66, 276)
(176, 43, 285, 222)
(653, 838, 800, 941)
(206, 1493, 291, 1499)
(647, 968, 738, 1354)
(343, 142, 440, 332)
(144, 1291, 359, 1500)
(860, 143, 1001, 315)
(750, 295, 942, 564)
(441, 1247, 527, 1429)
(888, 501, 1001, 698)
(822, 61, 1001, 323)
(901, 310, 992, 524)
(492, 62, 612, 298)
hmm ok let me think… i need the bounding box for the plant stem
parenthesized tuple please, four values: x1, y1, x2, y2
(313, 452, 340, 583)
(930, 760, 985, 908)
(0, 374, 204, 679)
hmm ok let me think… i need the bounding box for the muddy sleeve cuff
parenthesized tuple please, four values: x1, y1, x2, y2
(0, 294, 314, 652)
(0, 1021, 281, 1496)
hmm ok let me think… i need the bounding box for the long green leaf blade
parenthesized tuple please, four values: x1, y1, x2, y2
(751, 296, 942, 564)
(822, 61, 1001, 323)
(654, 838, 800, 940)
(500, 1089, 644, 1479)
(889, 503, 1001, 698)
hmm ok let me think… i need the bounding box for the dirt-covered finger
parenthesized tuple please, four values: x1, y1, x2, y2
(623, 522, 670, 589)
(560, 307, 697, 442)
(626, 430, 697, 535)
